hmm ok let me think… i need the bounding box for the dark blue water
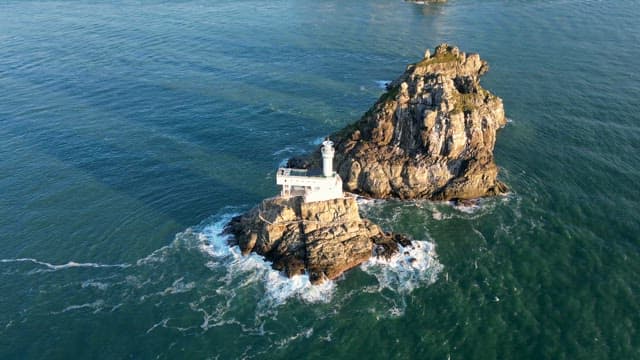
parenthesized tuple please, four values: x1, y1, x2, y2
(1, 0, 639, 358)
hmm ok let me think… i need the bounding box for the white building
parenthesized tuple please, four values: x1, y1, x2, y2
(276, 139, 343, 203)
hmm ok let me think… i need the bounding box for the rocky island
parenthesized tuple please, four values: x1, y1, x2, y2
(227, 44, 507, 283)
(226, 140, 411, 284)
(290, 43, 507, 200)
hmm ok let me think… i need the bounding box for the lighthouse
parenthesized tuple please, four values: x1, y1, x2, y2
(275, 137, 343, 203)
(321, 139, 335, 177)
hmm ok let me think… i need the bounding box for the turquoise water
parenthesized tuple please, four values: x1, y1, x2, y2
(1, 0, 639, 358)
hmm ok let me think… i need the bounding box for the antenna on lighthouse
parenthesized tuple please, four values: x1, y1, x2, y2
(321, 138, 335, 177)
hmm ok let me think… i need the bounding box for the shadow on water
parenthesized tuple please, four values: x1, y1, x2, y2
(1, 118, 260, 217)
(0, 69, 288, 262)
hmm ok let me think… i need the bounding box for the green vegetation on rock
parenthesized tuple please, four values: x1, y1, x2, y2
(416, 52, 458, 67)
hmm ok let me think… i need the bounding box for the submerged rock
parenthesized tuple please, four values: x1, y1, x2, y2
(225, 195, 410, 284)
(290, 43, 508, 200)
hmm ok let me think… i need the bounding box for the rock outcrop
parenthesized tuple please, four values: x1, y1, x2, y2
(225, 195, 410, 284)
(289, 44, 507, 200)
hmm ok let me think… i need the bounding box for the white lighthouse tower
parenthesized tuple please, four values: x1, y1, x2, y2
(321, 139, 335, 177)
(275, 138, 343, 203)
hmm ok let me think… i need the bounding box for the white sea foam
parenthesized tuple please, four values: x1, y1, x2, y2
(261, 271, 335, 306)
(81, 280, 110, 290)
(146, 318, 171, 334)
(163, 277, 196, 295)
(353, 194, 383, 209)
(375, 80, 391, 89)
(431, 208, 446, 220)
(195, 209, 441, 312)
(0, 258, 130, 273)
(139, 277, 196, 302)
(272, 145, 298, 156)
(136, 242, 177, 266)
(54, 299, 106, 314)
(319, 331, 333, 342)
(336, 196, 444, 295)
(356, 188, 503, 223)
(361, 240, 442, 294)
(452, 200, 482, 214)
(275, 327, 314, 348)
(196, 213, 335, 307)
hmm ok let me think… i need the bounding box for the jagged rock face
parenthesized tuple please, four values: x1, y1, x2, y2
(225, 196, 409, 284)
(291, 44, 508, 200)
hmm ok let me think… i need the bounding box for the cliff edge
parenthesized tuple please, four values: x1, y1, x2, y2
(290, 43, 508, 200)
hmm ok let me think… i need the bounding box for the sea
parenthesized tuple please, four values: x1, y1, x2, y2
(1, 0, 639, 358)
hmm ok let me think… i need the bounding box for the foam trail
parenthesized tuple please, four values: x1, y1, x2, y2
(52, 299, 106, 314)
(81, 280, 110, 290)
(0, 258, 130, 273)
(275, 327, 314, 348)
(272, 145, 299, 156)
(146, 318, 171, 334)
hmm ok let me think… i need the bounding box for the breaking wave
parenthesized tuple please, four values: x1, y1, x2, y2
(360, 240, 442, 294)
(2, 208, 444, 345)
(195, 208, 442, 309)
(2, 207, 443, 316)
(196, 213, 336, 306)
